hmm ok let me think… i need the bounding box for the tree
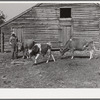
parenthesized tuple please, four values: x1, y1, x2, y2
(0, 10, 6, 25)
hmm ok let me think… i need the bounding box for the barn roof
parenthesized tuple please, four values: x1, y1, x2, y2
(0, 3, 42, 28)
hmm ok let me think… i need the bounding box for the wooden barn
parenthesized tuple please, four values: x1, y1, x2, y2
(0, 3, 100, 52)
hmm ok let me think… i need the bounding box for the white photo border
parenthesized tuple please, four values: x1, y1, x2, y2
(0, 1, 100, 99)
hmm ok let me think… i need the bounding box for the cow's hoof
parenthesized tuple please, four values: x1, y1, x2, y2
(22, 56, 25, 59)
(33, 63, 37, 65)
(26, 57, 29, 59)
(71, 56, 74, 59)
(89, 58, 92, 60)
(34, 61, 37, 64)
(53, 60, 55, 62)
(89, 57, 93, 60)
(46, 61, 48, 63)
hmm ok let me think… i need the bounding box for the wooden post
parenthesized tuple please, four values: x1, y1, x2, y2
(1, 30, 4, 53)
(99, 18, 100, 42)
(71, 18, 73, 38)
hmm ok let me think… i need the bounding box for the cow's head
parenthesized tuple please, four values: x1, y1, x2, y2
(18, 42, 23, 51)
(60, 47, 65, 56)
(83, 41, 93, 50)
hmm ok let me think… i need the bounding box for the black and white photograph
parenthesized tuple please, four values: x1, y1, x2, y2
(1, 1, 100, 90)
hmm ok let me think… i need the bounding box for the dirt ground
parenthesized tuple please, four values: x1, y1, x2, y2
(0, 51, 100, 88)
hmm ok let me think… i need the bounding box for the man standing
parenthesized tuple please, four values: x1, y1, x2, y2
(9, 31, 18, 59)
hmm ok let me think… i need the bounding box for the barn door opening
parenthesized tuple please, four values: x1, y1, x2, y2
(13, 28, 24, 42)
(61, 26, 71, 46)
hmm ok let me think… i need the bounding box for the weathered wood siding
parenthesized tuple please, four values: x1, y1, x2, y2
(1, 3, 100, 51)
(72, 5, 100, 40)
(40, 3, 100, 43)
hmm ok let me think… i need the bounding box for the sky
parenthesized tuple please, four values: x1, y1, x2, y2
(0, 3, 37, 21)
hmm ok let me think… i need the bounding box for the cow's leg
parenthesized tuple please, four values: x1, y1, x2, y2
(46, 49, 52, 63)
(22, 50, 25, 59)
(22, 49, 26, 59)
(27, 49, 31, 58)
(28, 49, 32, 58)
(51, 54, 55, 62)
(71, 56, 74, 59)
(23, 49, 29, 59)
(46, 55, 51, 63)
(27, 54, 30, 59)
(26, 49, 29, 59)
(71, 50, 74, 59)
(34, 54, 40, 64)
(89, 49, 94, 60)
(22, 52, 25, 59)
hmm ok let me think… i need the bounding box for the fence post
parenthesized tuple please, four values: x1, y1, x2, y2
(1, 31, 4, 53)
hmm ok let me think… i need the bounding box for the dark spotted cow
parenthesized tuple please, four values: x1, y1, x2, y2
(28, 42, 55, 64)
(60, 38, 96, 60)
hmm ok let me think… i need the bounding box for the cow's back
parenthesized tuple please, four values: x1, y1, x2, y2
(70, 38, 87, 50)
(41, 44, 51, 55)
(30, 45, 40, 56)
(23, 39, 35, 49)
